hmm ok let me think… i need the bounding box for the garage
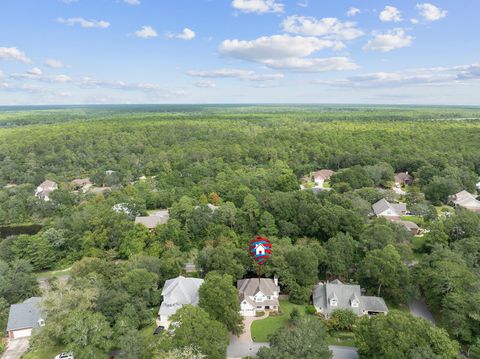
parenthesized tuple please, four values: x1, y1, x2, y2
(9, 328, 33, 339)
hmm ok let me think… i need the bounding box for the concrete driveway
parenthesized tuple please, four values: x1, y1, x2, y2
(227, 314, 269, 358)
(409, 299, 435, 324)
(329, 346, 359, 359)
(1, 338, 30, 359)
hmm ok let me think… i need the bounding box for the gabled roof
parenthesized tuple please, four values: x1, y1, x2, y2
(237, 278, 279, 297)
(312, 169, 335, 180)
(38, 180, 57, 189)
(394, 172, 413, 183)
(7, 297, 43, 331)
(372, 199, 406, 216)
(396, 220, 419, 230)
(135, 211, 170, 228)
(71, 178, 92, 187)
(313, 281, 388, 316)
(450, 191, 480, 210)
(159, 276, 204, 317)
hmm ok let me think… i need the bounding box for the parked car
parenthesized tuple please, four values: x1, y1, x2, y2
(154, 325, 165, 335)
(55, 353, 74, 359)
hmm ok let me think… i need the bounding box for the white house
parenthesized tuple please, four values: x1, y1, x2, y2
(372, 198, 407, 220)
(158, 276, 204, 324)
(237, 277, 280, 317)
(312, 169, 335, 187)
(6, 297, 44, 339)
(313, 280, 388, 318)
(34, 180, 58, 201)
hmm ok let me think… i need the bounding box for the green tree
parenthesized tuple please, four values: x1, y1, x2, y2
(355, 310, 459, 359)
(358, 245, 410, 302)
(324, 233, 358, 279)
(329, 309, 357, 332)
(257, 316, 332, 359)
(64, 309, 112, 359)
(199, 271, 244, 335)
(168, 305, 229, 359)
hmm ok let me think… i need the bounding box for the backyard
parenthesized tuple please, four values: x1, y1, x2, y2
(250, 300, 356, 346)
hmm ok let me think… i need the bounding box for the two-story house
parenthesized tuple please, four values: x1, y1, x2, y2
(237, 277, 280, 316)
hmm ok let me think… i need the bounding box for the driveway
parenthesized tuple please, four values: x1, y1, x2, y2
(227, 314, 269, 358)
(1, 338, 30, 359)
(409, 299, 435, 324)
(329, 346, 359, 359)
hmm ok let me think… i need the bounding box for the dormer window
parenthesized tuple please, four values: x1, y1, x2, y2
(38, 319, 45, 327)
(329, 292, 338, 306)
(351, 299, 359, 308)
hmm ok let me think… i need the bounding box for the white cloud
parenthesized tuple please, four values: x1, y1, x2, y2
(220, 35, 340, 61)
(60, 0, 79, 3)
(347, 7, 360, 17)
(187, 68, 284, 81)
(261, 57, 359, 72)
(57, 17, 110, 29)
(282, 15, 363, 41)
(317, 62, 480, 88)
(232, 0, 284, 14)
(411, 18, 419, 24)
(194, 80, 216, 88)
(124, 0, 140, 5)
(44, 58, 65, 68)
(219, 34, 357, 72)
(10, 68, 72, 83)
(379, 6, 403, 22)
(416, 3, 447, 21)
(363, 29, 413, 52)
(134, 26, 157, 38)
(167, 28, 196, 40)
(298, 0, 308, 8)
(0, 47, 31, 63)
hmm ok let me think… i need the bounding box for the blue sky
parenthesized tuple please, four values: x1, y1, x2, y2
(0, 0, 479, 105)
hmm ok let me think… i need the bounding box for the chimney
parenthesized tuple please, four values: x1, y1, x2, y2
(273, 275, 278, 286)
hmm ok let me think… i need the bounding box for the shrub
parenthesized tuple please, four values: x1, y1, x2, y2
(305, 305, 317, 315)
(255, 311, 265, 317)
(329, 309, 357, 332)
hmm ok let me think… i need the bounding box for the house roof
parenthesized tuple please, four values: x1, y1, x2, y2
(396, 220, 419, 230)
(38, 180, 57, 189)
(135, 212, 170, 228)
(394, 172, 413, 183)
(313, 281, 388, 316)
(6, 297, 43, 332)
(71, 178, 92, 187)
(312, 169, 335, 180)
(450, 191, 480, 210)
(372, 199, 406, 216)
(237, 278, 279, 297)
(159, 276, 204, 316)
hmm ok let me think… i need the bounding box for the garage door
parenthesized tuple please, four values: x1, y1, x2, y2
(12, 328, 32, 338)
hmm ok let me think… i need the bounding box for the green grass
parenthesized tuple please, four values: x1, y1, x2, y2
(23, 344, 65, 359)
(401, 215, 424, 225)
(326, 332, 356, 347)
(251, 300, 308, 342)
(35, 267, 72, 280)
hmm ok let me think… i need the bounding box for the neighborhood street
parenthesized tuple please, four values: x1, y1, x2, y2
(329, 346, 359, 359)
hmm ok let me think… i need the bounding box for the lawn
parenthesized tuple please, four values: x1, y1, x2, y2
(23, 344, 65, 359)
(35, 267, 72, 280)
(251, 300, 309, 342)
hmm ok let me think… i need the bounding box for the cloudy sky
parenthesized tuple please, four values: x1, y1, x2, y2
(1, 0, 478, 105)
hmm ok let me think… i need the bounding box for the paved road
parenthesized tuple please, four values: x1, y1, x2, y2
(330, 346, 359, 359)
(227, 342, 269, 358)
(409, 299, 435, 324)
(1, 339, 30, 359)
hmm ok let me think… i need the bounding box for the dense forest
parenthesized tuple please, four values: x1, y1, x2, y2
(0, 105, 480, 358)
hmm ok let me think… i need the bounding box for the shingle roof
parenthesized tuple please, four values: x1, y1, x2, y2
(451, 191, 480, 210)
(38, 180, 57, 189)
(394, 172, 413, 184)
(135, 211, 170, 228)
(71, 178, 92, 187)
(313, 281, 388, 316)
(312, 169, 335, 180)
(6, 297, 43, 331)
(372, 199, 406, 216)
(159, 276, 204, 317)
(396, 220, 419, 230)
(237, 278, 279, 297)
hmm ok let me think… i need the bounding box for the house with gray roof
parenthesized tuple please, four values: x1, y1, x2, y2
(237, 277, 280, 316)
(135, 209, 170, 230)
(449, 190, 480, 213)
(158, 276, 204, 323)
(312, 169, 335, 186)
(6, 297, 44, 339)
(394, 172, 413, 187)
(372, 198, 407, 219)
(34, 180, 58, 201)
(313, 280, 388, 318)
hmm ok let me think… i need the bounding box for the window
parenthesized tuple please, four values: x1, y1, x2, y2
(267, 296, 271, 300)
(257, 306, 263, 309)
(38, 319, 45, 327)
